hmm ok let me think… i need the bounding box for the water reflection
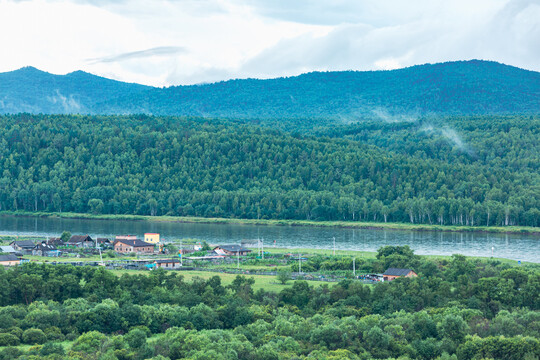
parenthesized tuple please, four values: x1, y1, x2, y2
(0, 216, 538, 262)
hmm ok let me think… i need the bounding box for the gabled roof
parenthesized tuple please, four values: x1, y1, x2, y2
(34, 243, 58, 251)
(0, 246, 16, 253)
(10, 240, 35, 248)
(214, 245, 251, 252)
(383, 268, 415, 276)
(115, 239, 153, 247)
(0, 254, 19, 262)
(96, 238, 111, 244)
(68, 235, 93, 243)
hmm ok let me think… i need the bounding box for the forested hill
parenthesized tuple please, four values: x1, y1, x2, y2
(1, 60, 539, 117)
(1, 114, 538, 226)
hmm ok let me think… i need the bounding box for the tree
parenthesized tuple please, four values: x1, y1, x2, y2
(60, 231, 71, 243)
(88, 199, 104, 215)
(277, 270, 292, 285)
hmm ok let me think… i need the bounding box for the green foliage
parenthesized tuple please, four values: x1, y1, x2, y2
(60, 231, 71, 243)
(0, 333, 20, 346)
(277, 270, 292, 285)
(0, 248, 537, 359)
(21, 328, 47, 345)
(0, 114, 537, 227)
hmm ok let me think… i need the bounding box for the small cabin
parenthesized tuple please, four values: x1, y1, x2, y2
(33, 243, 60, 257)
(383, 268, 418, 281)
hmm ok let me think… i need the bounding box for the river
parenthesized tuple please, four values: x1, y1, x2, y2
(0, 216, 538, 262)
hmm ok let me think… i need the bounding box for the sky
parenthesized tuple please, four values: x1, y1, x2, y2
(0, 0, 539, 87)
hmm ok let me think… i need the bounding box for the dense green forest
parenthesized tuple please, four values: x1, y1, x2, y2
(0, 247, 538, 359)
(0, 114, 539, 226)
(2, 61, 539, 117)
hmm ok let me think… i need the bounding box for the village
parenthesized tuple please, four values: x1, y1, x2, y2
(0, 232, 418, 284)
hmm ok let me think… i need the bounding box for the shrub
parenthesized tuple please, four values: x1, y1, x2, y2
(22, 328, 47, 344)
(45, 326, 65, 341)
(0, 333, 20, 346)
(40, 342, 65, 356)
(125, 328, 147, 349)
(0, 347, 22, 360)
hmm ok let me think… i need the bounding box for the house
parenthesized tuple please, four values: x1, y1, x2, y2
(96, 238, 112, 249)
(0, 254, 20, 266)
(0, 246, 16, 254)
(213, 245, 252, 256)
(114, 239, 154, 254)
(33, 243, 60, 257)
(154, 259, 181, 269)
(382, 268, 418, 281)
(10, 240, 36, 254)
(67, 235, 95, 248)
(45, 238, 65, 247)
(144, 233, 160, 244)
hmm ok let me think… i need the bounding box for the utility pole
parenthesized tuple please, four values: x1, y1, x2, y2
(180, 239, 183, 267)
(299, 252, 302, 273)
(353, 258, 356, 276)
(261, 238, 264, 260)
(237, 249, 240, 269)
(333, 237, 336, 256)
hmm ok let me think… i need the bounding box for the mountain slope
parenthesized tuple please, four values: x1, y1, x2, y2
(1, 60, 539, 117)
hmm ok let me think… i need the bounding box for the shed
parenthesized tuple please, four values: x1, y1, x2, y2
(154, 259, 181, 269)
(213, 245, 252, 256)
(0, 254, 20, 266)
(0, 245, 16, 254)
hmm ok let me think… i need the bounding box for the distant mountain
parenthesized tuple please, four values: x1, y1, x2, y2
(1, 60, 539, 118)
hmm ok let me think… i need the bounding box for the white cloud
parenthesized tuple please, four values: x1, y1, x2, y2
(0, 0, 538, 86)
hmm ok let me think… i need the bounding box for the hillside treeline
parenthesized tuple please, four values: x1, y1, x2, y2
(0, 114, 538, 226)
(0, 248, 539, 359)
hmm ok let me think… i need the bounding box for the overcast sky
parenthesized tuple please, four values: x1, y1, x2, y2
(0, 0, 538, 86)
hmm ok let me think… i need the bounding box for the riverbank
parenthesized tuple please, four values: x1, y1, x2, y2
(1, 210, 539, 234)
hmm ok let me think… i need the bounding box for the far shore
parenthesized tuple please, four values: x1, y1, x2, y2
(1, 210, 539, 235)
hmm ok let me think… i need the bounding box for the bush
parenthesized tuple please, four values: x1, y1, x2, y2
(22, 328, 47, 344)
(0, 347, 22, 360)
(277, 270, 292, 284)
(40, 342, 65, 356)
(125, 328, 147, 349)
(0, 333, 20, 346)
(106, 250, 117, 258)
(45, 326, 65, 341)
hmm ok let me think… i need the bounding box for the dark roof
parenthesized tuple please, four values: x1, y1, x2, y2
(0, 254, 19, 262)
(96, 238, 111, 244)
(10, 240, 35, 248)
(68, 235, 93, 243)
(155, 259, 180, 264)
(215, 245, 252, 252)
(115, 239, 153, 247)
(383, 268, 415, 276)
(34, 243, 58, 251)
(44, 238, 64, 246)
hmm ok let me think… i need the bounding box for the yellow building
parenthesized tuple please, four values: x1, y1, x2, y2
(144, 233, 160, 244)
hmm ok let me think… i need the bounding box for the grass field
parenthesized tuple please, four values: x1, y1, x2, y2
(2, 210, 538, 234)
(113, 269, 330, 292)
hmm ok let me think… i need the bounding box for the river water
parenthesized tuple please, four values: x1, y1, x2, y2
(0, 216, 538, 262)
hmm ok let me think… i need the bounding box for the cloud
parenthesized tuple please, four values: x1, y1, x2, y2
(87, 46, 186, 64)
